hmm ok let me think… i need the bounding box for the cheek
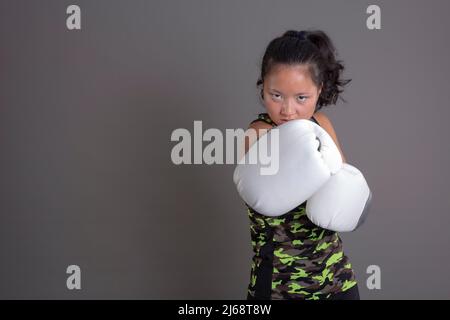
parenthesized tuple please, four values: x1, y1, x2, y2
(264, 100, 280, 112)
(292, 104, 310, 116)
(299, 99, 317, 111)
(290, 103, 316, 119)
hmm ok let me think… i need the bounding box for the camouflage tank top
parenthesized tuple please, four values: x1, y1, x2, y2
(246, 113, 358, 300)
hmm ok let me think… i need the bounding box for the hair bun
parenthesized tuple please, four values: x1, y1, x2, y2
(284, 30, 307, 40)
(296, 31, 306, 40)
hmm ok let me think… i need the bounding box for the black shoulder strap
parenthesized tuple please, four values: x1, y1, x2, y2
(250, 113, 276, 127)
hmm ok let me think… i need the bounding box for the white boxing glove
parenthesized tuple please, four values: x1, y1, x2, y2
(233, 119, 343, 217)
(306, 163, 372, 232)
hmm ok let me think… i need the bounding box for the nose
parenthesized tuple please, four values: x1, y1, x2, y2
(281, 100, 296, 117)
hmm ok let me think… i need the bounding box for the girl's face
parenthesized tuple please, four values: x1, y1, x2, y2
(262, 64, 322, 125)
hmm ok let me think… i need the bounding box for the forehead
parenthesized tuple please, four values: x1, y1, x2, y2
(265, 64, 315, 90)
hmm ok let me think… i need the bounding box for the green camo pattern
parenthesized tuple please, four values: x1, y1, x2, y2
(246, 113, 357, 300)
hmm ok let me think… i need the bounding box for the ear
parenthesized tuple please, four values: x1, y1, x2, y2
(318, 83, 323, 96)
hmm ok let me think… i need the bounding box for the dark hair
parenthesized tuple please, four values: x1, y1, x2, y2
(256, 29, 351, 111)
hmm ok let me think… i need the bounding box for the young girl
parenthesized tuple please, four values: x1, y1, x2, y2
(244, 29, 359, 300)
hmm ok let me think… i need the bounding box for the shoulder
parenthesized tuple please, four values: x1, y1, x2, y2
(243, 115, 274, 155)
(313, 111, 337, 136)
(248, 113, 274, 131)
(248, 120, 273, 131)
(313, 111, 347, 162)
(313, 111, 332, 127)
(247, 119, 273, 143)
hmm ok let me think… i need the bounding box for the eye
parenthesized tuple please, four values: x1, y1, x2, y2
(298, 96, 308, 102)
(271, 93, 282, 101)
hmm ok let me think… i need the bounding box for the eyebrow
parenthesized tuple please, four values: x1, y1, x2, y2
(269, 88, 309, 95)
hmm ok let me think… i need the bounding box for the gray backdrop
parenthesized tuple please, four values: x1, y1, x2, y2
(1, 0, 449, 299)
